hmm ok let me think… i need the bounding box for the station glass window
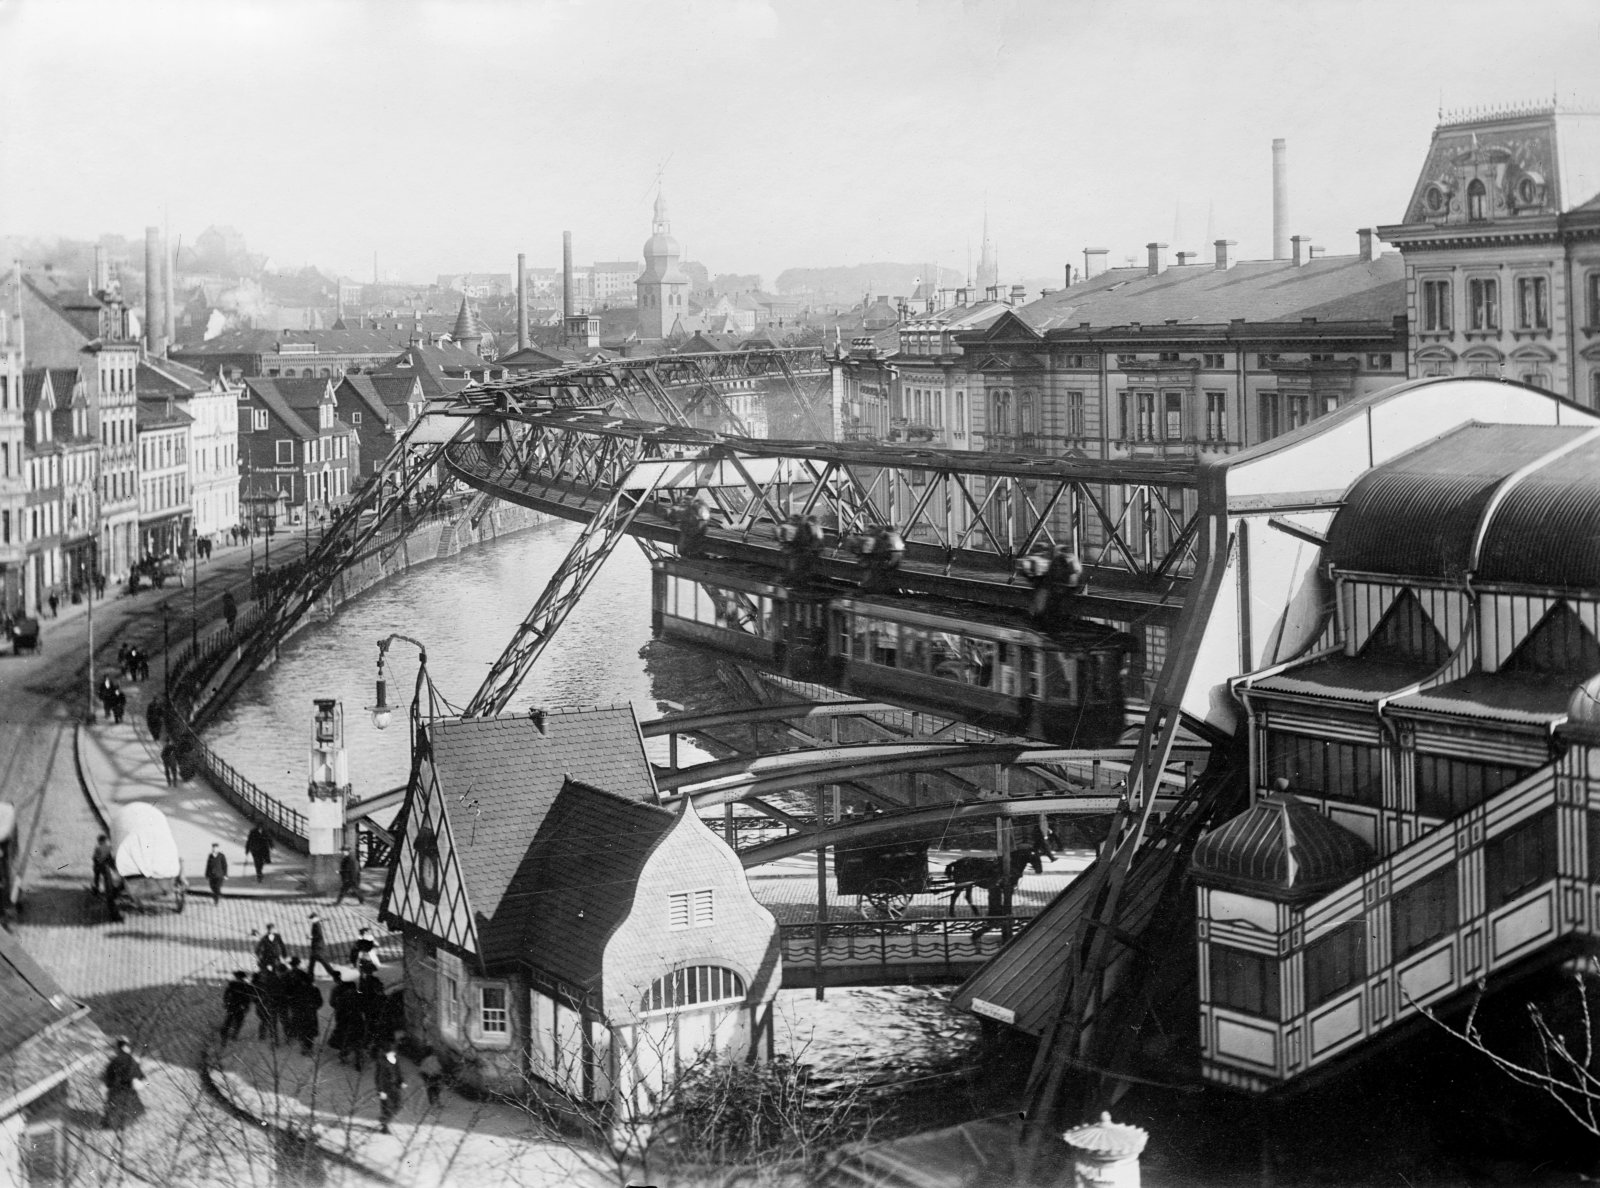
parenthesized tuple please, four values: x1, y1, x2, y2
(1391, 867, 1458, 960)
(1304, 921, 1367, 1009)
(1485, 810, 1557, 908)
(1413, 755, 1529, 819)
(1209, 946, 1279, 1018)
(1516, 277, 1550, 330)
(1469, 278, 1500, 331)
(1422, 280, 1452, 332)
(1265, 733, 1383, 806)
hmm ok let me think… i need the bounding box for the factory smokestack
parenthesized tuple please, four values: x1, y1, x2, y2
(516, 251, 529, 351)
(93, 245, 108, 295)
(562, 231, 573, 321)
(1272, 138, 1289, 261)
(144, 226, 164, 356)
(164, 233, 175, 353)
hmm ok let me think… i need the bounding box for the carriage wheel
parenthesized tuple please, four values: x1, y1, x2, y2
(861, 880, 912, 920)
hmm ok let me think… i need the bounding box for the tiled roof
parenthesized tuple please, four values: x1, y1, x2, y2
(22, 368, 53, 415)
(267, 377, 332, 412)
(136, 359, 209, 399)
(0, 926, 79, 1060)
(427, 707, 657, 964)
(336, 374, 393, 426)
(135, 399, 194, 430)
(997, 253, 1405, 335)
(450, 299, 483, 343)
(242, 378, 315, 437)
(483, 778, 675, 981)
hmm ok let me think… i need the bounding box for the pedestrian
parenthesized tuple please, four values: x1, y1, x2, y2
(288, 960, 323, 1055)
(347, 926, 380, 971)
(418, 1049, 445, 1107)
(48, 591, 58, 618)
(94, 570, 106, 598)
(204, 843, 228, 902)
(91, 833, 114, 895)
(373, 1045, 405, 1134)
(135, 649, 150, 683)
(161, 741, 179, 785)
(253, 967, 282, 1045)
(103, 863, 125, 923)
(256, 922, 287, 969)
(245, 824, 272, 882)
(222, 589, 237, 633)
(110, 688, 126, 725)
(328, 972, 358, 1065)
(358, 967, 388, 1055)
(145, 697, 164, 741)
(101, 1038, 146, 1130)
(307, 911, 337, 979)
(117, 641, 131, 678)
(333, 846, 363, 905)
(220, 970, 252, 1042)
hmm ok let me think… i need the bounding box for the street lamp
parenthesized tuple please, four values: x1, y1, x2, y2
(367, 633, 430, 730)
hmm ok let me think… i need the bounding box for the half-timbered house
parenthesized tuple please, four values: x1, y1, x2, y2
(379, 706, 780, 1109)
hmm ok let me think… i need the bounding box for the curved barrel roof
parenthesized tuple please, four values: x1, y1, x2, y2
(1326, 423, 1595, 582)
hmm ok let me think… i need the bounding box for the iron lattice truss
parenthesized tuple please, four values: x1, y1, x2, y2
(472, 347, 835, 440)
(445, 408, 1204, 592)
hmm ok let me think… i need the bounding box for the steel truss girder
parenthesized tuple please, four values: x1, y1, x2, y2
(446, 416, 1201, 581)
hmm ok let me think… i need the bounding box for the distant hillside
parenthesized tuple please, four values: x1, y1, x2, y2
(776, 263, 964, 298)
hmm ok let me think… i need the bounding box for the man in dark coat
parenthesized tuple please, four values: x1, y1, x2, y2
(256, 923, 287, 970)
(245, 825, 272, 882)
(204, 844, 228, 902)
(358, 969, 388, 1056)
(286, 959, 323, 1055)
(220, 970, 253, 1042)
(333, 846, 363, 905)
(102, 1039, 145, 1130)
(373, 1046, 405, 1134)
(254, 965, 284, 1044)
(328, 972, 358, 1065)
(91, 834, 114, 894)
(307, 912, 337, 979)
(145, 697, 165, 741)
(160, 741, 179, 785)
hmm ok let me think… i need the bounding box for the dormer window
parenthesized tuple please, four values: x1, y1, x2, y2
(1467, 179, 1488, 222)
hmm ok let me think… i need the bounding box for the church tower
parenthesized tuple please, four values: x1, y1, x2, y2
(976, 207, 999, 297)
(636, 191, 689, 340)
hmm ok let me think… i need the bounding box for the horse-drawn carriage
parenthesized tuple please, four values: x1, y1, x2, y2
(7, 615, 40, 655)
(95, 803, 187, 919)
(835, 829, 1046, 919)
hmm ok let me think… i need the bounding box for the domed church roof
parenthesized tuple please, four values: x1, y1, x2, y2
(640, 190, 687, 285)
(1192, 791, 1374, 901)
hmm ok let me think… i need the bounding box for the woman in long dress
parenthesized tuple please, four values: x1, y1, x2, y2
(102, 1038, 146, 1130)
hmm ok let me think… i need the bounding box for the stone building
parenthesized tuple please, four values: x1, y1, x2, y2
(636, 193, 690, 342)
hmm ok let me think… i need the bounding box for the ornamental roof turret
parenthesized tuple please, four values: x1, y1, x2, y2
(1191, 790, 1374, 902)
(450, 297, 483, 356)
(639, 190, 688, 285)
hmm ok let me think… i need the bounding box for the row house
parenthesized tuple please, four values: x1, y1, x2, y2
(332, 373, 424, 483)
(1378, 102, 1600, 404)
(238, 377, 357, 526)
(0, 327, 23, 616)
(19, 368, 95, 613)
(138, 358, 240, 542)
(886, 297, 1010, 449)
(135, 396, 193, 559)
(1196, 419, 1600, 1093)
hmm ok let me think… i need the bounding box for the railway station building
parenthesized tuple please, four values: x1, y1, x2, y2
(380, 706, 780, 1110)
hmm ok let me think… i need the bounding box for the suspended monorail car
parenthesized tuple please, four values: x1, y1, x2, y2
(651, 556, 1137, 747)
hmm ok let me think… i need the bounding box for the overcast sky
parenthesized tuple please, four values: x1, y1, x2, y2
(2, 0, 1598, 287)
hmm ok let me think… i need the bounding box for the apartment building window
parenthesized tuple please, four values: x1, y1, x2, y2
(1588, 272, 1600, 327)
(1066, 391, 1085, 437)
(1285, 392, 1310, 431)
(1259, 392, 1281, 440)
(1468, 277, 1500, 331)
(1591, 371, 1600, 409)
(276, 440, 293, 465)
(1367, 353, 1393, 369)
(1158, 351, 1180, 363)
(1164, 392, 1183, 440)
(1135, 391, 1156, 441)
(988, 389, 1013, 437)
(1521, 370, 1551, 392)
(1422, 280, 1452, 332)
(1209, 946, 1279, 1018)
(352, 411, 362, 425)
(1516, 276, 1550, 330)
(1485, 810, 1557, 909)
(1265, 733, 1383, 806)
(1202, 353, 1225, 369)
(1304, 921, 1366, 1009)
(1414, 755, 1529, 819)
(1392, 867, 1458, 960)
(477, 985, 510, 1038)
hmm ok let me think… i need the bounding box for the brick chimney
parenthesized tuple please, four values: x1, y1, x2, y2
(1214, 240, 1236, 271)
(1176, 251, 1196, 266)
(1083, 248, 1109, 279)
(1291, 235, 1304, 266)
(1358, 228, 1375, 261)
(1147, 243, 1168, 276)
(1009, 283, 1026, 305)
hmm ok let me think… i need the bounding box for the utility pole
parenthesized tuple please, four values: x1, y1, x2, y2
(161, 602, 171, 699)
(190, 527, 198, 659)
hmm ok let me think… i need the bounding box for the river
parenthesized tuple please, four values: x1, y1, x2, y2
(206, 516, 981, 1123)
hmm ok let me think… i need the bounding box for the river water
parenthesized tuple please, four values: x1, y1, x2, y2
(207, 517, 981, 1120)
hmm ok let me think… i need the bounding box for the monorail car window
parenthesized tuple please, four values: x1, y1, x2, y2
(996, 642, 1019, 695)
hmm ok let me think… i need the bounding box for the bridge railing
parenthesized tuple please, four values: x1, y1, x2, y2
(779, 915, 1020, 978)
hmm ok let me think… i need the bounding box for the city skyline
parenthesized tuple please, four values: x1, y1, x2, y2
(2, 0, 1598, 288)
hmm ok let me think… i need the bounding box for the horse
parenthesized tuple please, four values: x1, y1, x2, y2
(944, 846, 1045, 916)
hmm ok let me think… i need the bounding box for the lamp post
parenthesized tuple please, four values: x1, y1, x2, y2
(306, 697, 351, 894)
(190, 525, 198, 659)
(161, 601, 171, 699)
(85, 465, 102, 726)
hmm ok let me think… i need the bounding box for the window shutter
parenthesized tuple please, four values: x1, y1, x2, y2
(669, 891, 690, 930)
(694, 888, 714, 927)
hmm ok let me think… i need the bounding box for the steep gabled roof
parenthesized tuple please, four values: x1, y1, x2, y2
(0, 925, 106, 1119)
(424, 708, 658, 961)
(135, 399, 194, 432)
(483, 778, 675, 981)
(335, 374, 395, 427)
(241, 377, 316, 437)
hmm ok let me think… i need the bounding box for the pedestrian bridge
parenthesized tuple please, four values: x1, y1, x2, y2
(778, 917, 1019, 989)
